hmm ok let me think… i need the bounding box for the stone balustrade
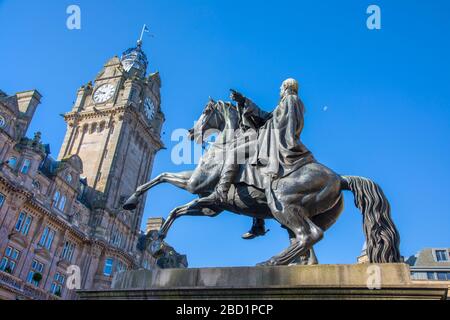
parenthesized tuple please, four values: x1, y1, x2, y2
(0, 270, 60, 300)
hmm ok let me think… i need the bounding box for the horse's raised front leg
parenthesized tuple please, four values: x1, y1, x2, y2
(137, 171, 193, 194)
(123, 171, 193, 210)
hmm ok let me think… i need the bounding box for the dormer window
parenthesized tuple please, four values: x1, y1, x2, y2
(66, 173, 73, 183)
(21, 159, 31, 174)
(435, 249, 449, 262)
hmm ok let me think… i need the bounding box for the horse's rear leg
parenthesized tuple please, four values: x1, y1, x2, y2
(282, 226, 318, 265)
(259, 206, 323, 266)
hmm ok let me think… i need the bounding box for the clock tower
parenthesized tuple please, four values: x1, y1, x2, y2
(58, 40, 164, 244)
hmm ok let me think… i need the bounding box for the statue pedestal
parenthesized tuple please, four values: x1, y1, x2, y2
(78, 264, 447, 300)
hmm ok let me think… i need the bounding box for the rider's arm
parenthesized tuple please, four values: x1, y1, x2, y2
(244, 98, 272, 126)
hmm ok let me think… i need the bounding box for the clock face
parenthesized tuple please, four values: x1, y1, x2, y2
(93, 84, 115, 104)
(144, 97, 156, 121)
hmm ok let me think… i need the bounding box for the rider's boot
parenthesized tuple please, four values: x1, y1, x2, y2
(242, 218, 268, 239)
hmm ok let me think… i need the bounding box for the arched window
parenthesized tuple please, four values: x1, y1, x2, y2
(7, 157, 17, 169)
(65, 173, 73, 183)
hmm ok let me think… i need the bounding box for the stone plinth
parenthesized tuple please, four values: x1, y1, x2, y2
(78, 264, 448, 300)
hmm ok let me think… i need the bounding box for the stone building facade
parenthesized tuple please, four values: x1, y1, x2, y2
(406, 248, 450, 299)
(406, 248, 450, 280)
(0, 41, 186, 300)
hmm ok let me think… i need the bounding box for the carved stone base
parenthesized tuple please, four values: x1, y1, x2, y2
(78, 264, 448, 300)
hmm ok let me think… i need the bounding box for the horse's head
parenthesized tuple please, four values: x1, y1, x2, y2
(188, 98, 237, 144)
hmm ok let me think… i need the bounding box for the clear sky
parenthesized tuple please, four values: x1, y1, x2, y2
(1, 0, 449, 267)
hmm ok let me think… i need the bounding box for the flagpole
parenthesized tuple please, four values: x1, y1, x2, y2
(139, 24, 147, 43)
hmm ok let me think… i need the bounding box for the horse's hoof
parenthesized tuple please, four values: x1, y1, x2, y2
(123, 194, 139, 210)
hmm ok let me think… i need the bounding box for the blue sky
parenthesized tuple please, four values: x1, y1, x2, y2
(1, 0, 449, 267)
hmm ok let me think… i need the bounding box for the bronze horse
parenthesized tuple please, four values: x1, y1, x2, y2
(124, 99, 400, 265)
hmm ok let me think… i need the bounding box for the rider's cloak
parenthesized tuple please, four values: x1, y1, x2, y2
(238, 94, 315, 189)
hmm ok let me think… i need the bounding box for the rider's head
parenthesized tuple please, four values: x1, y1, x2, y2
(280, 78, 299, 97)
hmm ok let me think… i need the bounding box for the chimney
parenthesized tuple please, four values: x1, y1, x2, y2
(16, 90, 42, 118)
(146, 217, 165, 234)
(14, 90, 42, 138)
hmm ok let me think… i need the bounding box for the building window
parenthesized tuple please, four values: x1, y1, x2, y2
(437, 272, 448, 281)
(0, 115, 6, 128)
(39, 226, 55, 250)
(53, 191, 67, 212)
(99, 122, 105, 133)
(110, 227, 124, 248)
(20, 159, 31, 174)
(50, 272, 65, 297)
(103, 257, 114, 276)
(61, 241, 75, 262)
(66, 173, 73, 183)
(116, 260, 126, 273)
(7, 157, 17, 169)
(0, 193, 5, 208)
(14, 212, 25, 231)
(0, 246, 20, 274)
(27, 259, 44, 287)
(90, 123, 97, 134)
(15, 212, 33, 235)
(53, 191, 60, 207)
(435, 250, 449, 262)
(411, 272, 427, 280)
(32, 180, 41, 192)
(427, 272, 436, 280)
(58, 196, 66, 212)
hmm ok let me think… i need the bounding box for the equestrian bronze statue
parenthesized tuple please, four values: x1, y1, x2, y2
(124, 78, 401, 266)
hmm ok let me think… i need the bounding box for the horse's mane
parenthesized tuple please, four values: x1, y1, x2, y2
(215, 100, 238, 121)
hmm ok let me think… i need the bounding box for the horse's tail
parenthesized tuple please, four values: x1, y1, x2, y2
(341, 175, 401, 263)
